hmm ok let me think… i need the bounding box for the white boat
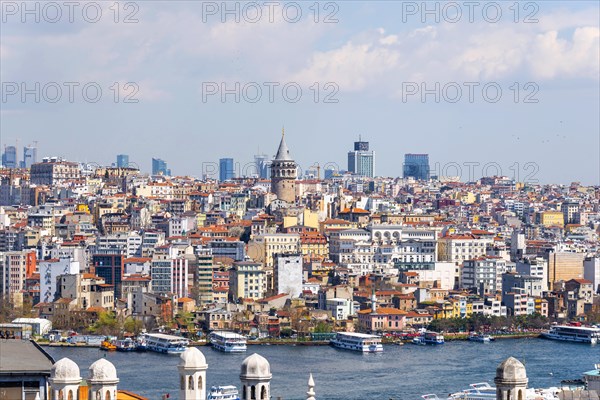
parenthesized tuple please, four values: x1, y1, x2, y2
(468, 333, 493, 343)
(412, 330, 444, 345)
(330, 332, 383, 353)
(207, 385, 240, 400)
(448, 382, 496, 399)
(115, 338, 136, 351)
(445, 383, 560, 400)
(209, 331, 247, 353)
(144, 333, 189, 354)
(541, 325, 600, 344)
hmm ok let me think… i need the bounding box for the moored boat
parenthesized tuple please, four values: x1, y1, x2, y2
(207, 385, 241, 400)
(468, 333, 493, 343)
(330, 332, 383, 353)
(143, 333, 189, 354)
(115, 338, 136, 351)
(209, 331, 247, 353)
(100, 338, 116, 351)
(541, 325, 600, 344)
(412, 330, 444, 345)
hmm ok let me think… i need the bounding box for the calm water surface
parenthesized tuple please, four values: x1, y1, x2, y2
(45, 339, 598, 400)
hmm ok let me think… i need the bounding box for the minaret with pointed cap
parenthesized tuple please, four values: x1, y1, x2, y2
(306, 373, 316, 400)
(271, 127, 297, 203)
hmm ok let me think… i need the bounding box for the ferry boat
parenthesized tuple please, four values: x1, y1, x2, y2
(209, 331, 247, 353)
(468, 333, 493, 343)
(207, 385, 241, 400)
(100, 338, 116, 351)
(115, 338, 136, 352)
(135, 335, 147, 351)
(330, 332, 383, 353)
(143, 333, 189, 354)
(541, 325, 600, 344)
(412, 330, 445, 345)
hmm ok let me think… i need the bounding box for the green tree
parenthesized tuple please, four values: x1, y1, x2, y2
(89, 311, 120, 336)
(123, 317, 144, 335)
(313, 321, 332, 333)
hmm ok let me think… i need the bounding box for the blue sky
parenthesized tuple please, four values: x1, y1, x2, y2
(1, 1, 599, 184)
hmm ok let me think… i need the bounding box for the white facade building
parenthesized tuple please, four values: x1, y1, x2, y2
(273, 254, 303, 298)
(39, 258, 79, 303)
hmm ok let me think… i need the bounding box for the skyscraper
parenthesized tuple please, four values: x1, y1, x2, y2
(152, 158, 170, 176)
(1, 146, 17, 168)
(21, 145, 37, 168)
(116, 154, 129, 168)
(219, 158, 234, 182)
(403, 154, 430, 180)
(254, 153, 270, 179)
(347, 137, 375, 177)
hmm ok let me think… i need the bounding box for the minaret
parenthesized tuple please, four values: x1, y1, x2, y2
(371, 283, 377, 313)
(88, 358, 119, 400)
(271, 128, 297, 203)
(306, 373, 316, 400)
(240, 353, 272, 400)
(494, 357, 528, 400)
(49, 358, 82, 400)
(178, 347, 208, 400)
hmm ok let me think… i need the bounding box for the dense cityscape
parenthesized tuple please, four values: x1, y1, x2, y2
(0, 133, 599, 399)
(1, 0, 599, 398)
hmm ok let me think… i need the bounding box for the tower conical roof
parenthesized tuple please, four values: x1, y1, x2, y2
(274, 130, 292, 161)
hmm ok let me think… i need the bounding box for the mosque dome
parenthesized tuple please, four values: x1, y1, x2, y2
(88, 358, 118, 383)
(179, 347, 207, 369)
(240, 353, 272, 380)
(51, 358, 81, 382)
(495, 357, 528, 383)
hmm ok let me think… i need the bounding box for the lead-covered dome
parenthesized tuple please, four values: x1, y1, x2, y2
(88, 358, 118, 383)
(179, 347, 207, 369)
(240, 353, 272, 380)
(495, 357, 528, 383)
(51, 358, 81, 383)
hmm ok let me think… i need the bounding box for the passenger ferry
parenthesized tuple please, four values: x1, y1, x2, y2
(541, 325, 600, 344)
(330, 332, 383, 353)
(207, 385, 241, 400)
(115, 338, 136, 352)
(209, 331, 247, 353)
(143, 333, 189, 354)
(412, 330, 445, 345)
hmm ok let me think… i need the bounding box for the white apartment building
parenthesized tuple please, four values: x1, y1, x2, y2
(461, 256, 507, 295)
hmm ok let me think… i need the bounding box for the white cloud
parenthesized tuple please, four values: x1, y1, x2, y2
(1, 3, 598, 103)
